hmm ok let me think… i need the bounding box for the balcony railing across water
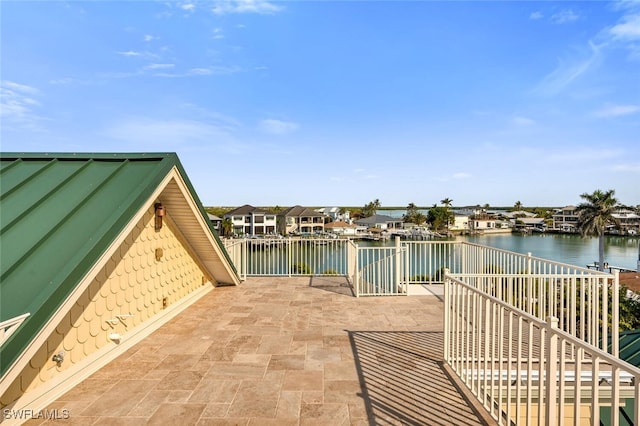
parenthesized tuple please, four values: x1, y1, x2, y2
(223, 237, 626, 425)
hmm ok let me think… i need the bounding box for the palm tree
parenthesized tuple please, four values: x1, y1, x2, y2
(441, 198, 453, 208)
(513, 201, 522, 211)
(576, 189, 620, 271)
(221, 218, 233, 237)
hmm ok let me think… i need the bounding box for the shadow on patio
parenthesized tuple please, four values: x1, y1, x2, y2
(348, 330, 491, 425)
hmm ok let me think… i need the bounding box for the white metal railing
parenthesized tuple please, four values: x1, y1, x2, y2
(449, 272, 619, 356)
(0, 313, 30, 347)
(444, 276, 638, 426)
(223, 238, 353, 277)
(403, 240, 460, 284)
(356, 240, 407, 296)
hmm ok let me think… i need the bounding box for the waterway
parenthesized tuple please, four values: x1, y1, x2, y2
(363, 233, 639, 271)
(458, 233, 639, 271)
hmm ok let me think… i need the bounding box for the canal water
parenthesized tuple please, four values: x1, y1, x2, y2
(363, 234, 639, 271)
(458, 233, 639, 271)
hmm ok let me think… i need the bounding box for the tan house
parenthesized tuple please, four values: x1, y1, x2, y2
(278, 205, 326, 235)
(0, 153, 240, 421)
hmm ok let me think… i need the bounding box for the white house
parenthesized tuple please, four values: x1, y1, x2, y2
(317, 207, 351, 223)
(224, 204, 277, 236)
(324, 221, 358, 236)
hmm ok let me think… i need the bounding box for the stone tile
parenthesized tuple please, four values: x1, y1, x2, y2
(275, 390, 301, 418)
(40, 277, 487, 426)
(79, 380, 154, 417)
(267, 354, 305, 371)
(300, 403, 350, 426)
(146, 403, 206, 425)
(156, 370, 204, 391)
(282, 370, 323, 391)
(189, 380, 240, 404)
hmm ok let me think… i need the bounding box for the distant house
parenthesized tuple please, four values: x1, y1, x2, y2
(502, 210, 537, 219)
(324, 220, 358, 236)
(207, 213, 222, 234)
(355, 214, 403, 230)
(512, 217, 546, 232)
(450, 214, 470, 232)
(316, 207, 351, 223)
(552, 206, 579, 232)
(278, 205, 326, 235)
(612, 209, 640, 235)
(223, 205, 277, 236)
(0, 153, 240, 417)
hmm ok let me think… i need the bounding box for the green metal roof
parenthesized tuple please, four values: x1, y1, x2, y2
(618, 330, 640, 368)
(0, 153, 234, 378)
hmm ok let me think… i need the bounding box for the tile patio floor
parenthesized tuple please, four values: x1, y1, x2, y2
(32, 277, 494, 425)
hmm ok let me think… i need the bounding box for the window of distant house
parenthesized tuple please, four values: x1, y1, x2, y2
(266, 216, 274, 221)
(255, 215, 264, 223)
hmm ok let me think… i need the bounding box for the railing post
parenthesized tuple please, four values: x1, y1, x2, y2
(612, 270, 619, 357)
(545, 316, 559, 426)
(527, 252, 532, 274)
(395, 236, 401, 294)
(443, 268, 450, 363)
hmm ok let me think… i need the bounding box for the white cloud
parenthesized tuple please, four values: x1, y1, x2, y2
(116, 50, 142, 57)
(532, 42, 602, 96)
(0, 81, 46, 131)
(612, 163, 640, 173)
(181, 3, 195, 11)
(550, 9, 580, 24)
(593, 104, 640, 117)
(104, 117, 246, 153)
(145, 63, 175, 70)
(512, 116, 535, 126)
(212, 0, 283, 15)
(152, 65, 241, 78)
(143, 34, 156, 42)
(609, 13, 640, 41)
(259, 119, 299, 135)
(213, 28, 225, 40)
(530, 11, 543, 20)
(453, 172, 471, 179)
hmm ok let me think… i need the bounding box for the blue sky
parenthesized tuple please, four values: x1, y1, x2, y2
(2, 1, 639, 208)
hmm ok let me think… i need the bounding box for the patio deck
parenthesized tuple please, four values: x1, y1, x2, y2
(29, 277, 493, 425)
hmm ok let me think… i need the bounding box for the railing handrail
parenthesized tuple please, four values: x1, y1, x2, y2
(458, 241, 612, 275)
(445, 274, 638, 377)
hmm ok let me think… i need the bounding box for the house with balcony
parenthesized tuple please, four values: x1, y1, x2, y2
(316, 206, 351, 223)
(552, 205, 579, 232)
(278, 205, 326, 235)
(354, 214, 403, 230)
(612, 209, 640, 235)
(223, 204, 277, 236)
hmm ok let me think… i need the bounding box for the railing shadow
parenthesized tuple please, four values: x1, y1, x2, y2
(309, 275, 356, 297)
(347, 330, 492, 425)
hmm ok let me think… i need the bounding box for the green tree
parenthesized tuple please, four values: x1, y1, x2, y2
(440, 198, 453, 208)
(221, 218, 233, 237)
(576, 189, 620, 271)
(513, 201, 523, 211)
(403, 202, 426, 224)
(427, 205, 454, 231)
(362, 199, 381, 217)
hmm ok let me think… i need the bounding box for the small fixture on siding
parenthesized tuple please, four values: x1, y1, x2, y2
(155, 203, 165, 231)
(52, 351, 65, 366)
(162, 297, 168, 308)
(155, 247, 163, 261)
(109, 332, 122, 343)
